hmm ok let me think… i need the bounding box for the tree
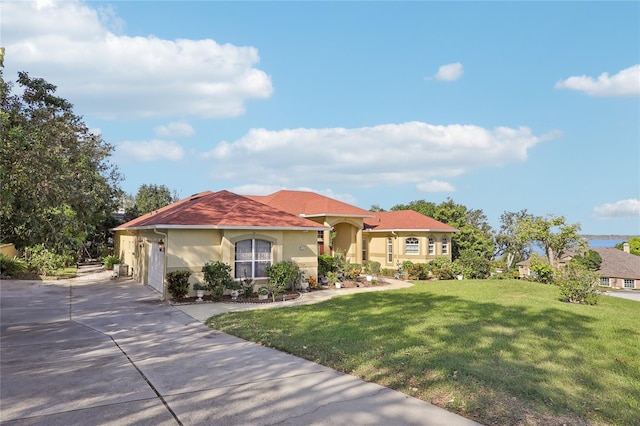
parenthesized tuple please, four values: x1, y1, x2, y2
(369, 204, 386, 212)
(391, 199, 437, 218)
(517, 215, 582, 267)
(1, 70, 121, 255)
(495, 209, 534, 270)
(124, 184, 179, 220)
(571, 249, 602, 271)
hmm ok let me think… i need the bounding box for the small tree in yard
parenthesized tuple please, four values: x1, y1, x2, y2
(202, 261, 234, 301)
(265, 260, 300, 302)
(556, 264, 600, 305)
(166, 270, 191, 300)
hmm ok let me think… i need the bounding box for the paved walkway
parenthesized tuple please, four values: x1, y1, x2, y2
(0, 274, 481, 425)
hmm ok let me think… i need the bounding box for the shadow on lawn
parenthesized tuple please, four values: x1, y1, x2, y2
(269, 290, 637, 425)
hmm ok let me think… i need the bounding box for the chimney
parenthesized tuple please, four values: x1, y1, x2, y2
(623, 243, 630, 254)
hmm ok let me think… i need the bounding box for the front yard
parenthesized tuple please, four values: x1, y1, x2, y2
(207, 279, 640, 425)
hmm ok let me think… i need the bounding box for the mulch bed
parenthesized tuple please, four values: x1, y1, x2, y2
(170, 292, 303, 305)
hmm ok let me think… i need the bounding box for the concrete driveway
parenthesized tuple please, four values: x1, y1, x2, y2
(1, 276, 480, 425)
(603, 290, 640, 302)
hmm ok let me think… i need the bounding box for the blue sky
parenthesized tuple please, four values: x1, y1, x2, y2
(3, 1, 639, 235)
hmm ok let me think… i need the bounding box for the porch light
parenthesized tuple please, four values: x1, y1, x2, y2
(158, 239, 165, 251)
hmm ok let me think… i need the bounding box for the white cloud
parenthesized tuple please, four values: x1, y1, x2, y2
(555, 65, 640, 97)
(593, 199, 640, 219)
(430, 62, 464, 81)
(3, 1, 273, 119)
(416, 180, 456, 193)
(117, 140, 184, 162)
(200, 121, 554, 191)
(154, 122, 195, 138)
(231, 184, 359, 205)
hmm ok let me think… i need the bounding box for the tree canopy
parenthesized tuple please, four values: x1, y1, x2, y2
(495, 209, 534, 270)
(1, 69, 121, 254)
(123, 184, 179, 221)
(516, 215, 582, 267)
(615, 236, 640, 256)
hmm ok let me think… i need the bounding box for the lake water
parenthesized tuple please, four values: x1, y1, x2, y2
(588, 239, 626, 248)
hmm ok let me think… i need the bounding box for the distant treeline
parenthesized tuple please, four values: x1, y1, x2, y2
(581, 235, 635, 241)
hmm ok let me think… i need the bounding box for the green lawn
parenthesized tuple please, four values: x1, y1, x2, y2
(207, 280, 640, 425)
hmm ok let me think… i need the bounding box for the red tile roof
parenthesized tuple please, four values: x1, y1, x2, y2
(114, 190, 327, 230)
(364, 210, 458, 232)
(248, 190, 374, 218)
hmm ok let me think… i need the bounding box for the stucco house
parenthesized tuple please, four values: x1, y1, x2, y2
(517, 244, 640, 290)
(113, 189, 459, 299)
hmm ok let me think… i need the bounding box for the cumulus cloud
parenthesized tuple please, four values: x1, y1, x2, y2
(430, 62, 464, 81)
(593, 199, 640, 219)
(117, 140, 184, 162)
(3, 1, 273, 119)
(200, 121, 554, 191)
(555, 65, 640, 97)
(154, 122, 195, 138)
(416, 180, 456, 193)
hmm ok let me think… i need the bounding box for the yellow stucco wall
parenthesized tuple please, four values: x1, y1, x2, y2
(364, 231, 454, 268)
(0, 243, 16, 258)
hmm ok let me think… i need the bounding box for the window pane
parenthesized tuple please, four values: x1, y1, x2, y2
(235, 262, 252, 279)
(235, 240, 252, 260)
(255, 261, 270, 278)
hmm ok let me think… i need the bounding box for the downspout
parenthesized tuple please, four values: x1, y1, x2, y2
(153, 228, 168, 300)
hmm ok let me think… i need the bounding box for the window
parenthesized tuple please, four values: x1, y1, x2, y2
(405, 237, 419, 255)
(441, 238, 448, 255)
(234, 239, 272, 279)
(387, 238, 393, 263)
(428, 238, 435, 255)
(624, 279, 634, 289)
(600, 277, 610, 287)
(362, 237, 368, 262)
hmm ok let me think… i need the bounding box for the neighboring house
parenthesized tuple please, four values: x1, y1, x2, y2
(249, 190, 458, 269)
(517, 244, 640, 290)
(113, 189, 459, 299)
(113, 190, 328, 299)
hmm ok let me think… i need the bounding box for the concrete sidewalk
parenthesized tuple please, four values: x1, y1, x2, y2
(1, 276, 481, 425)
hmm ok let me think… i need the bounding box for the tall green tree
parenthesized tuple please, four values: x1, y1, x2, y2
(1, 70, 121, 254)
(495, 209, 534, 270)
(124, 184, 179, 220)
(516, 215, 582, 267)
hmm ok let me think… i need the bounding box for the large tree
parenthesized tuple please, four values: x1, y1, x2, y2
(495, 209, 534, 270)
(516, 214, 582, 267)
(0, 70, 121, 254)
(124, 184, 179, 221)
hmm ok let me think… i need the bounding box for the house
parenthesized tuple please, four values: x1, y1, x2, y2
(113, 190, 328, 299)
(517, 243, 640, 289)
(113, 189, 459, 299)
(249, 190, 458, 269)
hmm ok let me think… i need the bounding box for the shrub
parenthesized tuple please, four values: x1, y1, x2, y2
(102, 254, 122, 270)
(428, 258, 456, 280)
(166, 270, 191, 300)
(202, 261, 234, 301)
(529, 257, 554, 284)
(307, 275, 318, 289)
(571, 250, 603, 271)
(318, 254, 334, 277)
(0, 253, 27, 277)
(381, 268, 395, 277)
(345, 263, 362, 280)
(456, 250, 491, 279)
(24, 245, 73, 276)
(266, 260, 300, 301)
(556, 264, 600, 305)
(407, 263, 429, 280)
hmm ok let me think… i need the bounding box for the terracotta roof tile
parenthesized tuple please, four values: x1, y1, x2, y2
(248, 190, 374, 217)
(364, 210, 458, 232)
(114, 190, 327, 230)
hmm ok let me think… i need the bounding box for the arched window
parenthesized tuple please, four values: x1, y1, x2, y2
(405, 237, 419, 255)
(441, 237, 448, 255)
(428, 237, 435, 255)
(235, 239, 272, 279)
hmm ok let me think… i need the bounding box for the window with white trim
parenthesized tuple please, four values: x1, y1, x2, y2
(362, 237, 368, 262)
(405, 237, 419, 255)
(624, 279, 634, 289)
(387, 238, 393, 263)
(600, 277, 610, 287)
(235, 239, 272, 279)
(442, 238, 448, 255)
(428, 238, 435, 255)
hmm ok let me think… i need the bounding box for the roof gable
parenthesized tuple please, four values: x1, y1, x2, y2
(591, 247, 640, 279)
(364, 210, 458, 232)
(114, 190, 327, 230)
(248, 190, 374, 218)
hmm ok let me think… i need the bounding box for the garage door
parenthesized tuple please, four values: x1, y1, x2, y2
(148, 242, 165, 294)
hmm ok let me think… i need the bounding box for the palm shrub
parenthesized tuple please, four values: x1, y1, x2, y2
(166, 270, 191, 300)
(202, 261, 234, 301)
(102, 254, 122, 270)
(265, 260, 300, 302)
(0, 253, 27, 277)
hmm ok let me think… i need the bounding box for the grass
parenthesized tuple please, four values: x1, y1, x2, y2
(206, 280, 640, 425)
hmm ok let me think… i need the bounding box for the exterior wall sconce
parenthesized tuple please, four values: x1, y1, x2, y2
(138, 238, 144, 249)
(158, 239, 165, 252)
